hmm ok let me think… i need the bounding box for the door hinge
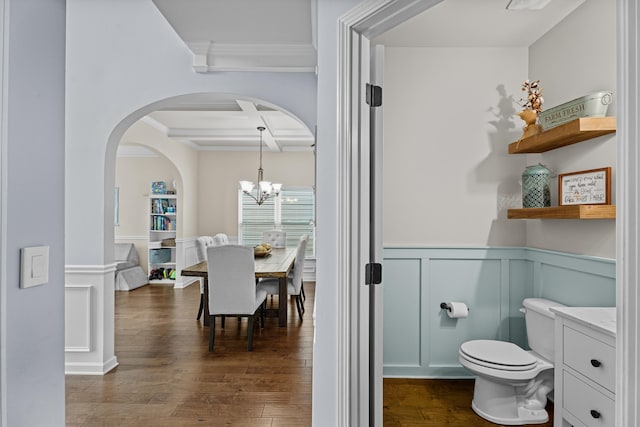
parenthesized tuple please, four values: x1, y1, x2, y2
(365, 263, 382, 285)
(366, 83, 382, 107)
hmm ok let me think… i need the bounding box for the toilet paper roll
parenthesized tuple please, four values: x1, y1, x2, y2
(446, 302, 469, 318)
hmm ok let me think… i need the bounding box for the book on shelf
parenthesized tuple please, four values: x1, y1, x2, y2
(150, 215, 176, 231)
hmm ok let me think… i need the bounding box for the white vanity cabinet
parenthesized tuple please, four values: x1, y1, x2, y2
(551, 307, 616, 427)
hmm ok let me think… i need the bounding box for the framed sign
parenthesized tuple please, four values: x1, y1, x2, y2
(558, 167, 611, 206)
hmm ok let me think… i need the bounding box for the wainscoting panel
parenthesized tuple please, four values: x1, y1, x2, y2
(65, 285, 92, 352)
(427, 258, 502, 373)
(382, 247, 615, 378)
(383, 258, 422, 369)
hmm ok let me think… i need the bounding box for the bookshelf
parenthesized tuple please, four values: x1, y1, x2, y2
(148, 193, 177, 284)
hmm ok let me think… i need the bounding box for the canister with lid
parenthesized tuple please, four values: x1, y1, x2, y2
(522, 164, 551, 208)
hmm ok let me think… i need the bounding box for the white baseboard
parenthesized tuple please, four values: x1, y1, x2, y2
(65, 356, 119, 376)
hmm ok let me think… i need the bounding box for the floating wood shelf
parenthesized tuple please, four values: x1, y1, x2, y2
(508, 117, 616, 154)
(507, 205, 616, 220)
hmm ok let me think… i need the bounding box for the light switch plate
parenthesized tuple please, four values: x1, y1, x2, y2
(20, 246, 49, 288)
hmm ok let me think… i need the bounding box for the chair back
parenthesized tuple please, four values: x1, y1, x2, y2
(195, 236, 215, 262)
(290, 237, 307, 293)
(212, 233, 229, 246)
(262, 229, 286, 248)
(207, 245, 257, 315)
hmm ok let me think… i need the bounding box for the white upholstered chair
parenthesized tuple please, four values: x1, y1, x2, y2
(262, 229, 286, 248)
(297, 234, 308, 301)
(212, 233, 229, 246)
(257, 235, 307, 320)
(207, 245, 267, 351)
(195, 236, 215, 320)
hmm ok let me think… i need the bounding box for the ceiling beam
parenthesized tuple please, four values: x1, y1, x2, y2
(236, 100, 282, 152)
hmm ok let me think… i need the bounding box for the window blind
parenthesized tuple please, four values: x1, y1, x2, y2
(238, 186, 315, 256)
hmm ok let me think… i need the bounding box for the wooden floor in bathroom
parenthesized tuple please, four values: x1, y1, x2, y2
(384, 378, 554, 427)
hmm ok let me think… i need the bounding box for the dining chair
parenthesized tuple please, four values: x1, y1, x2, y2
(262, 229, 286, 248)
(212, 232, 229, 246)
(195, 236, 215, 320)
(195, 234, 230, 319)
(257, 236, 307, 320)
(298, 234, 308, 301)
(207, 245, 267, 351)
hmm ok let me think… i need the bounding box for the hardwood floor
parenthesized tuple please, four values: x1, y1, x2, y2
(66, 282, 553, 426)
(66, 282, 314, 426)
(384, 378, 554, 427)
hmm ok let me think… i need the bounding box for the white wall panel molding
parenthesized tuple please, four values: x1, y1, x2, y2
(64, 285, 92, 352)
(187, 41, 316, 73)
(174, 237, 197, 289)
(64, 265, 118, 375)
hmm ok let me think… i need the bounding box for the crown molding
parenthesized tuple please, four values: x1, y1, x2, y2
(187, 41, 316, 73)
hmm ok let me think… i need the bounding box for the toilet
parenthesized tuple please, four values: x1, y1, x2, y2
(458, 298, 565, 425)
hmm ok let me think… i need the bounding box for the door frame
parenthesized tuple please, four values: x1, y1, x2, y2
(0, 0, 8, 424)
(337, 1, 640, 426)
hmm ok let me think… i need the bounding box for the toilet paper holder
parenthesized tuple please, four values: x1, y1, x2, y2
(440, 302, 470, 312)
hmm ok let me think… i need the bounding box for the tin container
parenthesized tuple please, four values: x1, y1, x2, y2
(522, 164, 551, 208)
(538, 91, 612, 130)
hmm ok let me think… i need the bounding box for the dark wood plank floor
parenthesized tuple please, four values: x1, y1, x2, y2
(66, 281, 553, 426)
(66, 282, 314, 426)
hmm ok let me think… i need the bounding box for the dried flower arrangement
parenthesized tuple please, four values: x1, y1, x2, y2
(520, 79, 544, 112)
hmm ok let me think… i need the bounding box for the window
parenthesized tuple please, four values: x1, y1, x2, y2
(239, 186, 315, 257)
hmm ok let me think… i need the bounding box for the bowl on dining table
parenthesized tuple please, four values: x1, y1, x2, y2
(254, 244, 272, 257)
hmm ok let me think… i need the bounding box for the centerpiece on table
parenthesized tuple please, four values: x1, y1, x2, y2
(517, 79, 544, 139)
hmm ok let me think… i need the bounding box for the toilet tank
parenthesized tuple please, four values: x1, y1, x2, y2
(522, 298, 566, 361)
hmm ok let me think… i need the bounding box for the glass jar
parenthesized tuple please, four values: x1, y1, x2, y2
(522, 164, 551, 208)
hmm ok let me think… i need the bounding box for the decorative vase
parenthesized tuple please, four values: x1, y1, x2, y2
(522, 164, 551, 208)
(517, 109, 542, 139)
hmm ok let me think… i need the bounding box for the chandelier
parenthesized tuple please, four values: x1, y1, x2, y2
(240, 126, 282, 205)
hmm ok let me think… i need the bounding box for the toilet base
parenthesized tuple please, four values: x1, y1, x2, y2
(472, 401, 548, 425)
(471, 376, 550, 425)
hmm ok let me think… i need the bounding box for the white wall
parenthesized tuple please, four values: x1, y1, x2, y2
(1, 0, 66, 425)
(527, 0, 616, 258)
(66, 0, 317, 266)
(382, 47, 528, 246)
(379, 0, 616, 260)
(65, 0, 317, 377)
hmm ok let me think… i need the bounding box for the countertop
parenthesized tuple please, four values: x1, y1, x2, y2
(551, 306, 616, 338)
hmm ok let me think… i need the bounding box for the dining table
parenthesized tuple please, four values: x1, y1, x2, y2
(181, 247, 297, 327)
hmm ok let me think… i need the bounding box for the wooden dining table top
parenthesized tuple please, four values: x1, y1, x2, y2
(181, 247, 297, 279)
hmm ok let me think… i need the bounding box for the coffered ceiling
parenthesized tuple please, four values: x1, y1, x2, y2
(119, 0, 585, 157)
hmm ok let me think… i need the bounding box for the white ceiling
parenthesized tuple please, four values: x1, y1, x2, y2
(119, 0, 585, 157)
(373, 0, 585, 47)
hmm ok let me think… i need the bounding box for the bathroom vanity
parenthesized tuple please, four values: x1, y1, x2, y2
(551, 307, 616, 427)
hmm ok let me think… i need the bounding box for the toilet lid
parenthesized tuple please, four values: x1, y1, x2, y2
(460, 340, 537, 371)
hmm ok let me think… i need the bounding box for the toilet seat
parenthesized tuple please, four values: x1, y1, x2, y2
(460, 340, 537, 371)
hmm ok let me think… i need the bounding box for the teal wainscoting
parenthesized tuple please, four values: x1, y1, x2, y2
(382, 247, 615, 378)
